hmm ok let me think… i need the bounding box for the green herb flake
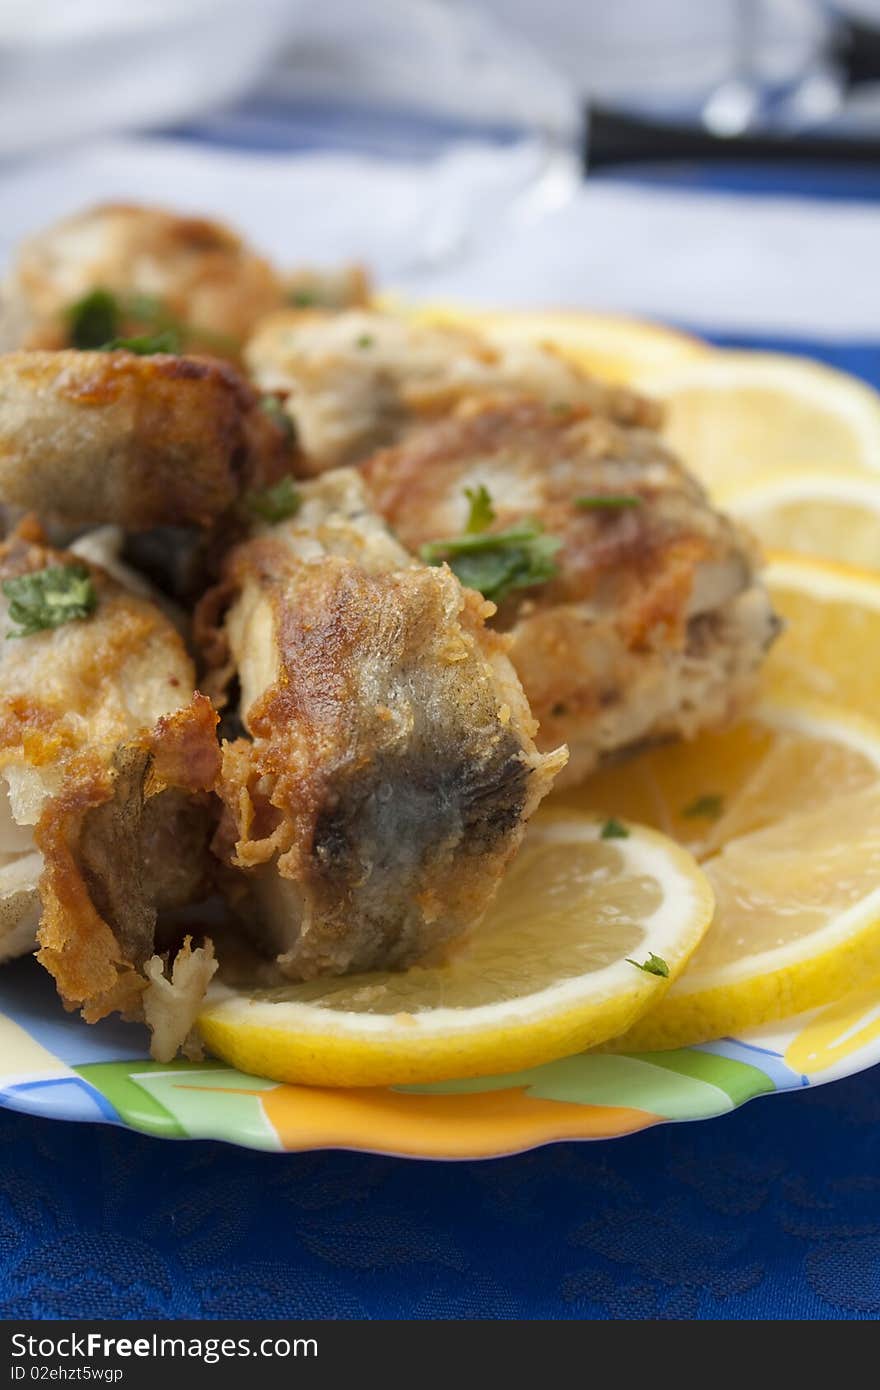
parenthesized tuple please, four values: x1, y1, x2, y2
(356, 334, 375, 349)
(682, 794, 724, 820)
(259, 394, 296, 445)
(65, 289, 237, 357)
(3, 565, 98, 638)
(420, 519, 561, 605)
(550, 401, 571, 415)
(246, 476, 301, 525)
(101, 328, 181, 356)
(124, 296, 236, 355)
(288, 288, 317, 308)
(464, 484, 495, 534)
(66, 289, 120, 349)
(600, 817, 629, 840)
(626, 953, 669, 978)
(575, 494, 642, 511)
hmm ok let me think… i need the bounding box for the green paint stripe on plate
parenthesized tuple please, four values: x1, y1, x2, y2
(130, 1068, 282, 1150)
(622, 1049, 777, 1106)
(75, 1062, 186, 1137)
(528, 1053, 736, 1120)
(402, 1052, 736, 1121)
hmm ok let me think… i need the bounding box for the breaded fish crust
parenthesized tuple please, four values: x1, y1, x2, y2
(0, 202, 284, 359)
(201, 470, 566, 979)
(284, 264, 371, 312)
(0, 523, 220, 1055)
(245, 308, 659, 474)
(362, 399, 781, 786)
(0, 350, 292, 529)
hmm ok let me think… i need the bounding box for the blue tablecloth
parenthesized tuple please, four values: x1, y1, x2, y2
(2, 1070, 879, 1319)
(2, 142, 879, 1320)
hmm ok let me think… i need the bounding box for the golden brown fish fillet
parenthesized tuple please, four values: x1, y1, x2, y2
(0, 522, 220, 1057)
(244, 308, 658, 474)
(0, 349, 292, 530)
(362, 399, 781, 787)
(0, 778, 40, 966)
(0, 202, 284, 360)
(200, 469, 566, 979)
(284, 264, 371, 312)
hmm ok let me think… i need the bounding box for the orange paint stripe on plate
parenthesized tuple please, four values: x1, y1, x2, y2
(256, 1084, 659, 1158)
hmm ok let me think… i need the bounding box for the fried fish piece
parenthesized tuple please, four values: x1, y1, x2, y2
(0, 777, 41, 966)
(0, 202, 284, 359)
(201, 469, 566, 979)
(362, 399, 781, 787)
(0, 522, 220, 1057)
(0, 349, 292, 530)
(284, 263, 371, 312)
(245, 308, 658, 474)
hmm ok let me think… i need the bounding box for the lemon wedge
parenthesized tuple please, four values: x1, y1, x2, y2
(198, 813, 713, 1087)
(557, 699, 880, 1050)
(729, 475, 880, 571)
(637, 351, 880, 497)
(619, 781, 880, 1052)
(763, 553, 880, 717)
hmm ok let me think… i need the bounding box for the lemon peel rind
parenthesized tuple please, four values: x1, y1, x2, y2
(754, 697, 880, 768)
(609, 898, 880, 1055)
(198, 982, 665, 1089)
(730, 474, 880, 514)
(766, 554, 880, 609)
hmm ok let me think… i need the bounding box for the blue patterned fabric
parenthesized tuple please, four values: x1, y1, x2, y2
(2, 1071, 879, 1319)
(2, 142, 879, 1318)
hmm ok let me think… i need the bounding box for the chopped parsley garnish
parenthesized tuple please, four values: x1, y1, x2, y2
(575, 494, 642, 511)
(66, 289, 120, 349)
(65, 289, 234, 355)
(101, 328, 180, 355)
(288, 288, 317, 308)
(682, 794, 724, 820)
(627, 953, 669, 978)
(464, 484, 495, 534)
(420, 520, 561, 605)
(600, 817, 629, 840)
(356, 334, 374, 349)
(259, 394, 296, 445)
(3, 565, 97, 638)
(246, 476, 301, 524)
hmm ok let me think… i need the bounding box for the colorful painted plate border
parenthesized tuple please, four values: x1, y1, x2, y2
(1, 956, 879, 1157)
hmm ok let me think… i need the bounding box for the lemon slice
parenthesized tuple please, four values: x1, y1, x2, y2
(729, 475, 880, 570)
(198, 813, 713, 1087)
(558, 698, 880, 858)
(620, 783, 880, 1052)
(763, 553, 880, 716)
(637, 352, 880, 497)
(556, 699, 880, 1050)
(381, 299, 707, 384)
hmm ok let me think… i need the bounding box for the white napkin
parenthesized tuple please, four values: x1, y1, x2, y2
(0, 135, 878, 339)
